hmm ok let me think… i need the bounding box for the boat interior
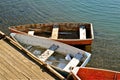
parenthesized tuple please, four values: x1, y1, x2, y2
(21, 43, 85, 71)
(11, 23, 92, 39)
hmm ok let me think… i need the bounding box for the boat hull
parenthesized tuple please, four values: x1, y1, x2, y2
(71, 67, 120, 80)
(10, 33, 91, 73)
(9, 22, 94, 45)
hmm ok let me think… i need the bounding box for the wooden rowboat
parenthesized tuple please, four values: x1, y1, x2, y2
(10, 33, 91, 73)
(9, 22, 94, 46)
(70, 67, 120, 80)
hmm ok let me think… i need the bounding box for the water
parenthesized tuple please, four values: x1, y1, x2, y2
(0, 0, 120, 71)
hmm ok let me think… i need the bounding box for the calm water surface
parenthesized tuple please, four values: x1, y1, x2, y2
(0, 0, 120, 71)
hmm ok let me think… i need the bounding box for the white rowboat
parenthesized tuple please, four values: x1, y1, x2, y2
(10, 33, 91, 73)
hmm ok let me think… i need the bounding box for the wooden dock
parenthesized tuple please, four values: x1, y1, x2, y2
(0, 35, 61, 79)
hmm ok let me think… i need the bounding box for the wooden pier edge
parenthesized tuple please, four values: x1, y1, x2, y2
(0, 31, 65, 80)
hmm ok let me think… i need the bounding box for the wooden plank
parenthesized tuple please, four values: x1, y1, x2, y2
(0, 46, 29, 79)
(0, 59, 28, 79)
(0, 40, 42, 79)
(0, 73, 7, 80)
(51, 25, 59, 39)
(38, 44, 59, 61)
(63, 53, 83, 72)
(79, 26, 86, 39)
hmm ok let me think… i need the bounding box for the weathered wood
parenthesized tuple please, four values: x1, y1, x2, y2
(0, 42, 44, 79)
(51, 25, 59, 39)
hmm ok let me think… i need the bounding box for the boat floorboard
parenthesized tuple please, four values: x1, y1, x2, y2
(0, 39, 59, 80)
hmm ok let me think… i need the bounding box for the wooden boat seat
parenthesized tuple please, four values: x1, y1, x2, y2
(51, 25, 59, 39)
(38, 44, 59, 61)
(79, 26, 86, 39)
(63, 53, 83, 72)
(28, 31, 34, 36)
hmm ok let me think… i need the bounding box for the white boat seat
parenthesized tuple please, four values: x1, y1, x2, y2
(28, 31, 34, 36)
(79, 26, 86, 39)
(38, 44, 59, 61)
(63, 53, 83, 72)
(51, 25, 59, 39)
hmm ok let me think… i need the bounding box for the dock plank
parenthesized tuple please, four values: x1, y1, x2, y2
(0, 73, 7, 80)
(0, 59, 28, 80)
(0, 43, 42, 79)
